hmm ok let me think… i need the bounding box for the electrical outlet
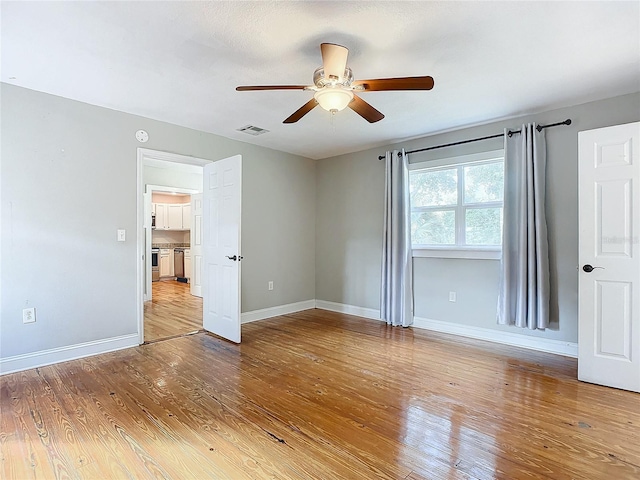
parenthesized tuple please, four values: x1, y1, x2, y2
(23, 307, 36, 323)
(268, 281, 274, 291)
(449, 291, 457, 302)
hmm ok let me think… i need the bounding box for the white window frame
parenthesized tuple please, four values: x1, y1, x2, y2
(409, 149, 504, 260)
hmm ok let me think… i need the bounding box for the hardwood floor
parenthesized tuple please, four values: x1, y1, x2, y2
(144, 280, 202, 343)
(2, 309, 639, 479)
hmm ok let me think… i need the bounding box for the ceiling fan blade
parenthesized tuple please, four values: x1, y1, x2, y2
(348, 95, 384, 123)
(283, 98, 319, 123)
(236, 85, 310, 91)
(320, 43, 349, 82)
(353, 76, 434, 91)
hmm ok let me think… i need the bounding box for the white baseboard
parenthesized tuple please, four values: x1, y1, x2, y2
(413, 316, 578, 358)
(1, 304, 576, 375)
(313, 300, 576, 358)
(315, 300, 382, 321)
(0, 333, 139, 375)
(241, 299, 316, 324)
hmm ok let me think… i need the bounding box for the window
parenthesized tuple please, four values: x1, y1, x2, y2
(409, 150, 504, 259)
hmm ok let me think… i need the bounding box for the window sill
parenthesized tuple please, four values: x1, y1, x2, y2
(412, 248, 501, 260)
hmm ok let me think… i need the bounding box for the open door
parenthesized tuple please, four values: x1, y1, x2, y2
(202, 155, 242, 343)
(190, 193, 203, 298)
(578, 122, 640, 392)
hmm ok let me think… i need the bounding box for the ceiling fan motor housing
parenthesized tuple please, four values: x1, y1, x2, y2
(313, 66, 354, 88)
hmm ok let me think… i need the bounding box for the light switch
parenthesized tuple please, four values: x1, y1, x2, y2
(117, 229, 126, 242)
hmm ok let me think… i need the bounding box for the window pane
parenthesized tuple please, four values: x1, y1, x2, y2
(410, 168, 458, 207)
(465, 208, 502, 245)
(411, 211, 456, 245)
(464, 162, 504, 203)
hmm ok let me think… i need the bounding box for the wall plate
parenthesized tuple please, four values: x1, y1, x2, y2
(135, 130, 149, 143)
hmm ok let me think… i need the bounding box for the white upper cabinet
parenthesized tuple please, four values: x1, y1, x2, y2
(167, 204, 183, 230)
(155, 203, 168, 230)
(182, 204, 191, 230)
(152, 202, 191, 230)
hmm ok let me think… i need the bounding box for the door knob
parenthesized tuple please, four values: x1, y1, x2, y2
(226, 255, 237, 261)
(582, 264, 604, 273)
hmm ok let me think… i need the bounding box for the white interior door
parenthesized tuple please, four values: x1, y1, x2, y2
(190, 193, 203, 297)
(202, 155, 242, 343)
(578, 121, 640, 393)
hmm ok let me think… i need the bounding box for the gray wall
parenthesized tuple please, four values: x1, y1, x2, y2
(316, 147, 384, 306)
(3, 81, 638, 362)
(316, 93, 640, 343)
(1, 83, 315, 359)
(241, 148, 316, 312)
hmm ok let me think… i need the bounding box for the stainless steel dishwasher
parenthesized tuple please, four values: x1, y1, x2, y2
(174, 248, 187, 282)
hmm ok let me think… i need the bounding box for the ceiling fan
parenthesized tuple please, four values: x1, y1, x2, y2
(236, 43, 434, 124)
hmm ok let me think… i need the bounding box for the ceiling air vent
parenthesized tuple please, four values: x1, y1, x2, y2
(237, 125, 269, 136)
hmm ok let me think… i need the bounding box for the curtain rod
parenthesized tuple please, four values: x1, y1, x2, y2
(377, 119, 572, 160)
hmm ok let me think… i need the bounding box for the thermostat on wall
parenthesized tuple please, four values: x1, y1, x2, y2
(135, 130, 149, 143)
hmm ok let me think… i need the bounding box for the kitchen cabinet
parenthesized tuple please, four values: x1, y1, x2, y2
(152, 202, 191, 230)
(167, 204, 183, 230)
(182, 204, 191, 230)
(155, 203, 167, 230)
(159, 248, 174, 277)
(184, 249, 191, 280)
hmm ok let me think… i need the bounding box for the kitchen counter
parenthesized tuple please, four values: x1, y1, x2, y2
(152, 243, 190, 249)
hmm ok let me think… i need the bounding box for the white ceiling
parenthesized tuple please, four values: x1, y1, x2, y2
(2, 1, 639, 160)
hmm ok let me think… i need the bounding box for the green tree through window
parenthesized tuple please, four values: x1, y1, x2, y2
(409, 157, 504, 248)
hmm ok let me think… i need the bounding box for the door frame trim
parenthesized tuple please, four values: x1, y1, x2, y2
(136, 148, 211, 345)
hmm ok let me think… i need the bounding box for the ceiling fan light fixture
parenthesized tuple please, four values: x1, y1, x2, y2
(314, 87, 354, 112)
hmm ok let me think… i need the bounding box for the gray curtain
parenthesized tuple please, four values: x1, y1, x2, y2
(497, 123, 550, 329)
(381, 149, 413, 327)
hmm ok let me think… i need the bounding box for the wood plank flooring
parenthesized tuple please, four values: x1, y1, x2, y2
(2, 309, 639, 479)
(144, 280, 202, 343)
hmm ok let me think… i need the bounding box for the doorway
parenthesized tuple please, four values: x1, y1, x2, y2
(137, 148, 209, 344)
(145, 187, 201, 343)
